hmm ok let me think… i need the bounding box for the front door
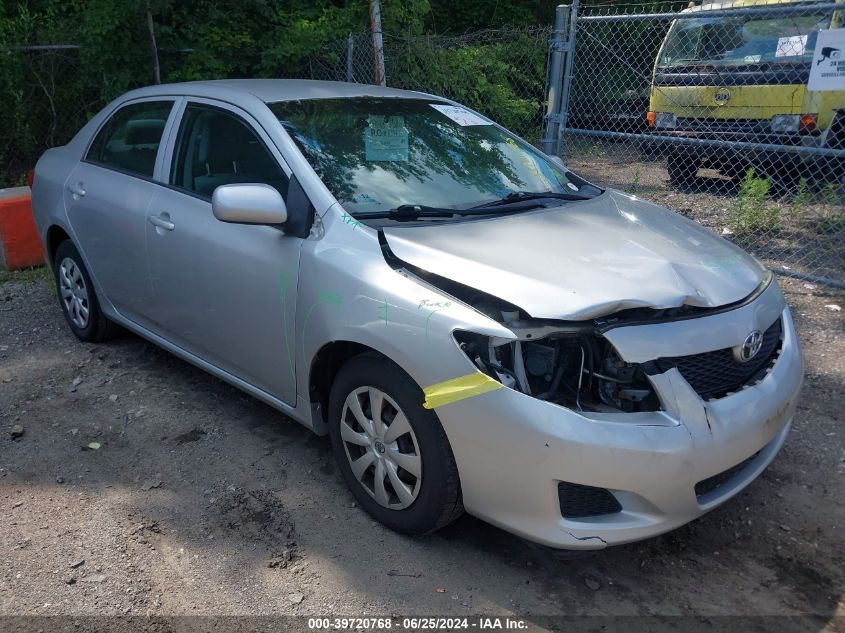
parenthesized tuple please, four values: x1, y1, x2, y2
(64, 99, 176, 324)
(146, 101, 300, 405)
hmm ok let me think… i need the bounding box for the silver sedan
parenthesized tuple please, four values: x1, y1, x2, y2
(31, 80, 803, 549)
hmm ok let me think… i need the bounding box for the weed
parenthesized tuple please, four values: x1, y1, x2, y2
(788, 177, 812, 217)
(728, 168, 779, 235)
(815, 211, 845, 235)
(821, 182, 840, 206)
(631, 167, 642, 193)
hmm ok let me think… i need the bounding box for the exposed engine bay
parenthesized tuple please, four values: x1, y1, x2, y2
(454, 318, 660, 414)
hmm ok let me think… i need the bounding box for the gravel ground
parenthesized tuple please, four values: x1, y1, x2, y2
(0, 268, 843, 632)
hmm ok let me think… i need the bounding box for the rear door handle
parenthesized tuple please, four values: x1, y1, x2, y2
(67, 183, 86, 198)
(149, 214, 175, 231)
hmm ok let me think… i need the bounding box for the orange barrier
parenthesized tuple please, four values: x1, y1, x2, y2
(0, 187, 45, 270)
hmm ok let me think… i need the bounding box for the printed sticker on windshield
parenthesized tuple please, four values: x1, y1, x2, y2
(430, 104, 491, 126)
(776, 34, 807, 57)
(364, 116, 409, 161)
(351, 192, 381, 205)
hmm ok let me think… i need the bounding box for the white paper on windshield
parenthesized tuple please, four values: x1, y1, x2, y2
(776, 34, 807, 57)
(809, 28, 845, 91)
(430, 104, 491, 126)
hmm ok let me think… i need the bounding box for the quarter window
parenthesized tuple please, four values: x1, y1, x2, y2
(170, 104, 289, 199)
(86, 101, 174, 178)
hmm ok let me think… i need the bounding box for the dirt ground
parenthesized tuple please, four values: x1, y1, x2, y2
(0, 261, 843, 631)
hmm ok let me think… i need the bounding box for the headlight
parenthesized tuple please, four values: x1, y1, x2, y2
(771, 114, 799, 133)
(453, 324, 659, 413)
(654, 112, 677, 130)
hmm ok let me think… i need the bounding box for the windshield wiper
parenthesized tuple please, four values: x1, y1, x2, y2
(471, 190, 594, 209)
(362, 204, 457, 220)
(353, 190, 595, 221)
(355, 200, 547, 221)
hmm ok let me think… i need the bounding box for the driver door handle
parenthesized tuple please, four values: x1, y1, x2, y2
(149, 214, 175, 231)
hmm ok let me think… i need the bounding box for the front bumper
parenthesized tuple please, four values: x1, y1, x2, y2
(658, 129, 826, 167)
(436, 300, 803, 550)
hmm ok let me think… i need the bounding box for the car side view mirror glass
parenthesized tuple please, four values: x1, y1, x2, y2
(211, 183, 288, 226)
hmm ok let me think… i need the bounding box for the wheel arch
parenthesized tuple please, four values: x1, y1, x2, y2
(308, 340, 406, 435)
(45, 224, 72, 264)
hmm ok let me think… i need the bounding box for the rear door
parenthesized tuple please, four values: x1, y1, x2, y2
(145, 100, 301, 405)
(64, 99, 177, 324)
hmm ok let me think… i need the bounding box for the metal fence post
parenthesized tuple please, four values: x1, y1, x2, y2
(346, 33, 354, 82)
(542, 5, 570, 155)
(555, 0, 579, 157)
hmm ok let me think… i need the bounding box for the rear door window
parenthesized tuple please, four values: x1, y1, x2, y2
(86, 100, 174, 178)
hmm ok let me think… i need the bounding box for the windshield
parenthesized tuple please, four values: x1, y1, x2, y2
(270, 98, 582, 215)
(659, 11, 831, 68)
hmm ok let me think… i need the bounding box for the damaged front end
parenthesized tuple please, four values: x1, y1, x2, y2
(381, 236, 663, 414)
(454, 317, 660, 414)
(381, 232, 776, 416)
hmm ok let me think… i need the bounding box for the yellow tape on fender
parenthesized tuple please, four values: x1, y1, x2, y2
(422, 371, 503, 410)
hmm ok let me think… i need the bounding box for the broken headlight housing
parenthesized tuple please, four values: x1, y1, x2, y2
(454, 319, 660, 413)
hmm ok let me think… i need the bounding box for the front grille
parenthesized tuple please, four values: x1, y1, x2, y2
(695, 451, 761, 499)
(558, 482, 622, 519)
(653, 317, 782, 400)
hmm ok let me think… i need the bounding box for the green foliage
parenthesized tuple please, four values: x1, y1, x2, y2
(388, 31, 547, 141)
(0, 264, 50, 285)
(427, 0, 539, 31)
(820, 182, 840, 206)
(728, 168, 779, 235)
(815, 211, 845, 235)
(788, 177, 811, 217)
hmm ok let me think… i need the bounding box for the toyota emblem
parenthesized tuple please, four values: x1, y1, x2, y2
(734, 330, 763, 363)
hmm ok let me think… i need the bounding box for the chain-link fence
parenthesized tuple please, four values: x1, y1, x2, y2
(307, 12, 843, 286)
(554, 1, 845, 286)
(4, 9, 842, 286)
(301, 28, 552, 144)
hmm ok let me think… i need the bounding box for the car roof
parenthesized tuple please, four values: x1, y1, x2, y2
(121, 79, 438, 105)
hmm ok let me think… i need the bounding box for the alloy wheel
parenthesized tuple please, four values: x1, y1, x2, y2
(59, 257, 90, 329)
(340, 386, 422, 510)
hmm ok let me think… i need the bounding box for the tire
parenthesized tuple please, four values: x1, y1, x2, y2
(53, 240, 121, 343)
(667, 152, 699, 188)
(328, 354, 463, 534)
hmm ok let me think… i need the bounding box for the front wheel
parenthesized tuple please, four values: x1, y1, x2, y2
(328, 354, 463, 534)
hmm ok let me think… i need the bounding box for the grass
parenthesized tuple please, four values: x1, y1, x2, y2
(0, 265, 51, 285)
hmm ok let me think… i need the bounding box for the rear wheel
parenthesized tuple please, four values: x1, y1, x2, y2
(328, 354, 463, 534)
(53, 240, 121, 342)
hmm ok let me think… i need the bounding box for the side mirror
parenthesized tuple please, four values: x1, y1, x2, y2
(212, 183, 288, 225)
(547, 155, 565, 168)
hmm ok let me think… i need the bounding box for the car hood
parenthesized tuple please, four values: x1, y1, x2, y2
(382, 190, 766, 320)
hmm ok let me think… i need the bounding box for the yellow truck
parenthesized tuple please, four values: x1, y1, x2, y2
(646, 0, 845, 187)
